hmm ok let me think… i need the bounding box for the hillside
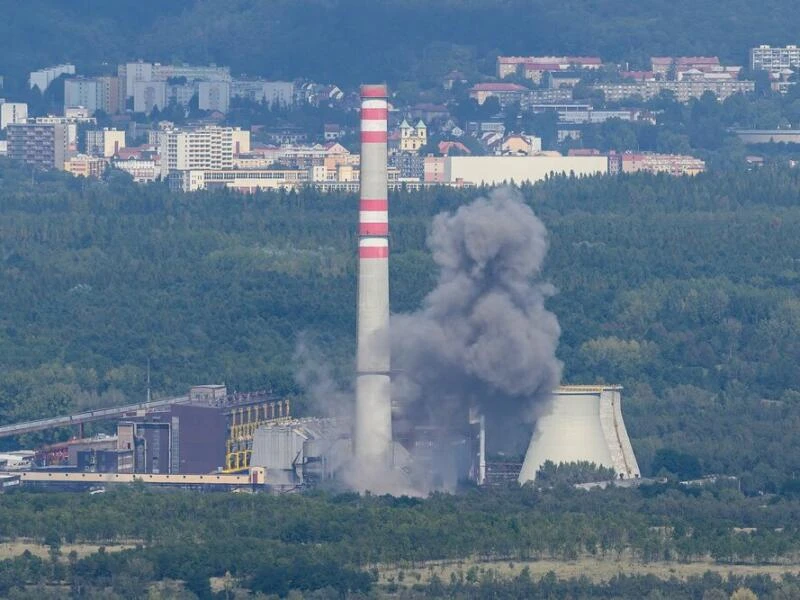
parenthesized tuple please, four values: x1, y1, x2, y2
(3, 0, 800, 86)
(1, 161, 799, 492)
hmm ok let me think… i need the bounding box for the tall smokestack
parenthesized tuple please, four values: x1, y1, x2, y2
(354, 84, 392, 462)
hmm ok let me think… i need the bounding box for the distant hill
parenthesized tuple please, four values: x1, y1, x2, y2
(3, 0, 800, 87)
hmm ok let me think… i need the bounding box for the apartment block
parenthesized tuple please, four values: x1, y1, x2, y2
(611, 152, 706, 176)
(198, 81, 230, 113)
(112, 157, 159, 183)
(159, 126, 235, 179)
(0, 101, 28, 130)
(497, 56, 602, 80)
(7, 123, 68, 170)
(231, 80, 295, 106)
(651, 56, 720, 76)
(134, 80, 168, 114)
(64, 155, 109, 178)
(469, 83, 528, 107)
(65, 77, 124, 115)
(750, 45, 800, 72)
(29, 64, 75, 92)
(594, 79, 754, 103)
(86, 128, 126, 158)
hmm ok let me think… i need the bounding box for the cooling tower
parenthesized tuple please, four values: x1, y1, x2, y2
(354, 84, 393, 462)
(518, 385, 640, 483)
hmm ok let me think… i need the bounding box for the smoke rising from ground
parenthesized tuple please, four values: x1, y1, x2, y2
(392, 187, 562, 455)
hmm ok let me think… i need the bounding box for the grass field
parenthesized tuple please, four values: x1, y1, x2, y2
(379, 555, 800, 586)
(0, 540, 138, 561)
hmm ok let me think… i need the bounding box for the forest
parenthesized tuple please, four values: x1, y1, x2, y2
(0, 482, 799, 598)
(1, 157, 800, 596)
(1, 161, 800, 493)
(3, 0, 800, 87)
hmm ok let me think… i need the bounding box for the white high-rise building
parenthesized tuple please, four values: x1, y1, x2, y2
(159, 126, 235, 179)
(0, 101, 28, 130)
(64, 77, 123, 115)
(198, 81, 230, 113)
(118, 61, 154, 100)
(231, 80, 294, 106)
(262, 81, 295, 107)
(133, 81, 168, 114)
(64, 78, 99, 112)
(86, 128, 126, 158)
(29, 64, 75, 92)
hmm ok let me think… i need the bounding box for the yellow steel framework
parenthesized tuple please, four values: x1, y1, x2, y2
(223, 400, 291, 473)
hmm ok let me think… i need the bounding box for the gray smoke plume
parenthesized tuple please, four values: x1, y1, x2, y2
(392, 187, 562, 457)
(293, 333, 353, 418)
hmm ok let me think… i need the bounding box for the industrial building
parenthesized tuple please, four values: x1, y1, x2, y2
(23, 386, 290, 476)
(435, 155, 609, 186)
(518, 385, 640, 484)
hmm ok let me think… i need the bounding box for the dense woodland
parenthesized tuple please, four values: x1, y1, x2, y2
(0, 483, 799, 597)
(3, 0, 800, 88)
(1, 161, 800, 493)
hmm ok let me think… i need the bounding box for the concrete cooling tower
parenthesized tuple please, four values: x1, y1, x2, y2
(518, 385, 640, 484)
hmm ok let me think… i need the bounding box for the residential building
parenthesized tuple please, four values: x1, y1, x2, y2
(29, 64, 75, 92)
(120, 62, 230, 96)
(231, 128, 251, 155)
(399, 119, 427, 152)
(558, 109, 637, 124)
(134, 80, 168, 114)
(496, 134, 542, 156)
(159, 126, 235, 178)
(64, 77, 124, 115)
(258, 141, 351, 168)
(392, 152, 425, 179)
(0, 101, 28, 130)
(409, 103, 450, 122)
(263, 81, 295, 107)
(732, 129, 800, 144)
(34, 114, 96, 152)
(547, 71, 583, 89)
(469, 83, 528, 107)
(651, 56, 720, 77)
(118, 61, 154, 100)
(7, 123, 68, 170)
(424, 156, 447, 182)
(611, 152, 706, 176)
(594, 79, 754, 103)
(437, 141, 471, 156)
(230, 80, 295, 107)
(64, 155, 108, 178)
(157, 64, 230, 82)
(750, 45, 800, 72)
(323, 124, 344, 141)
(86, 128, 126, 158)
(112, 157, 159, 183)
(497, 56, 602, 80)
(198, 81, 230, 113)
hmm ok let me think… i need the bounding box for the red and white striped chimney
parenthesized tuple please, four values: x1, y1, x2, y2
(354, 84, 392, 461)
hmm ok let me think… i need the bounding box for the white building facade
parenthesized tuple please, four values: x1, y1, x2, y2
(0, 101, 28, 130)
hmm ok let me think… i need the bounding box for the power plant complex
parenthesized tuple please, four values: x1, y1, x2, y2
(0, 84, 640, 493)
